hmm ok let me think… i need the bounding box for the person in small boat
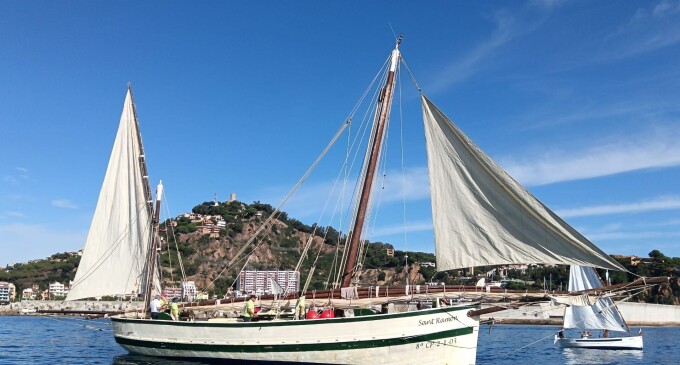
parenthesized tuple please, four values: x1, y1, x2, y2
(558, 329, 564, 339)
(602, 329, 609, 338)
(170, 297, 180, 321)
(243, 295, 256, 322)
(581, 331, 591, 338)
(150, 295, 161, 319)
(294, 291, 306, 320)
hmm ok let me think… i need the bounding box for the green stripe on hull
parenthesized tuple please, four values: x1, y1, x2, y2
(115, 327, 474, 353)
(111, 304, 477, 328)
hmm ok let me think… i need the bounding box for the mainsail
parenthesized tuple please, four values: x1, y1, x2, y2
(421, 95, 625, 272)
(66, 88, 154, 300)
(562, 265, 629, 332)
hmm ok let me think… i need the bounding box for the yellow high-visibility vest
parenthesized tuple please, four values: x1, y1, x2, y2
(243, 299, 255, 317)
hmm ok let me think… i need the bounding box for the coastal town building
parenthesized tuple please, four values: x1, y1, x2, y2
(237, 270, 300, 295)
(182, 281, 197, 301)
(48, 281, 69, 299)
(196, 224, 220, 238)
(22, 288, 36, 300)
(0, 282, 15, 304)
(611, 255, 641, 266)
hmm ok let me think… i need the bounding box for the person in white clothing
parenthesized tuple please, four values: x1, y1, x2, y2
(150, 295, 161, 319)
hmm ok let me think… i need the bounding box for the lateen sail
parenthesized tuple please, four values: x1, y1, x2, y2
(563, 265, 629, 332)
(421, 95, 625, 272)
(66, 89, 154, 301)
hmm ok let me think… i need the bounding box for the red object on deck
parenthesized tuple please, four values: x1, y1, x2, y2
(320, 309, 335, 318)
(306, 310, 319, 319)
(254, 307, 261, 314)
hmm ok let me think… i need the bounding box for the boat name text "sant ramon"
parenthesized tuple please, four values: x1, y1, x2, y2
(418, 316, 458, 326)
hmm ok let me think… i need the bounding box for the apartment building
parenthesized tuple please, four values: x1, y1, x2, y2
(48, 281, 69, 299)
(237, 270, 300, 295)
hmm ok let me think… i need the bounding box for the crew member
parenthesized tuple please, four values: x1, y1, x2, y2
(243, 295, 256, 322)
(170, 297, 180, 321)
(294, 291, 306, 320)
(150, 295, 161, 320)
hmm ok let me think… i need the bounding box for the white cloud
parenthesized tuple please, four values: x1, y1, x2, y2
(1, 167, 30, 186)
(52, 199, 78, 209)
(0, 223, 85, 266)
(529, 0, 566, 9)
(502, 126, 680, 186)
(653, 0, 680, 16)
(1, 176, 18, 185)
(374, 167, 430, 204)
(5, 211, 25, 218)
(556, 196, 680, 218)
(429, 11, 523, 92)
(587, 230, 680, 241)
(368, 220, 433, 238)
(603, 0, 680, 59)
(262, 166, 430, 222)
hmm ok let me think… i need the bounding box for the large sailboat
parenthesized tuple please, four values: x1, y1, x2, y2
(68, 39, 630, 364)
(553, 265, 643, 350)
(66, 85, 162, 304)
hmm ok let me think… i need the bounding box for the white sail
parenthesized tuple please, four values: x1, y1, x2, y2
(563, 265, 629, 332)
(422, 95, 625, 272)
(67, 89, 153, 301)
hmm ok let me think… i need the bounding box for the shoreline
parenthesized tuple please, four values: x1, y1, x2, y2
(4, 297, 680, 327)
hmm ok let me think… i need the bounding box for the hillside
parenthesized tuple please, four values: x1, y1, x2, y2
(2, 199, 680, 304)
(160, 200, 435, 297)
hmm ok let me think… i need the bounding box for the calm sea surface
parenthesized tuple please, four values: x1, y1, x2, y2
(0, 316, 678, 364)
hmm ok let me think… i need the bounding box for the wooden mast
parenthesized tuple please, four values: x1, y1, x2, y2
(341, 39, 401, 288)
(129, 84, 161, 316)
(142, 182, 163, 315)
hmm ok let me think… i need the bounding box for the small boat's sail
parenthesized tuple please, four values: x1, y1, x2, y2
(563, 265, 629, 332)
(554, 265, 642, 349)
(66, 88, 155, 301)
(422, 96, 625, 272)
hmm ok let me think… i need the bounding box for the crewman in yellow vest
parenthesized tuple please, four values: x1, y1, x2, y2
(294, 291, 306, 320)
(159, 294, 168, 313)
(243, 295, 256, 322)
(170, 297, 180, 321)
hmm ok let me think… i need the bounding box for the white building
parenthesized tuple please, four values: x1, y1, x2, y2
(48, 282, 69, 299)
(22, 288, 35, 300)
(0, 282, 13, 303)
(182, 281, 197, 302)
(237, 270, 300, 295)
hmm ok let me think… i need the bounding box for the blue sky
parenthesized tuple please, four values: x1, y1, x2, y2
(1, 1, 680, 266)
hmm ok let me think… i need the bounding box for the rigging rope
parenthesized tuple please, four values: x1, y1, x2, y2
(200, 118, 352, 294)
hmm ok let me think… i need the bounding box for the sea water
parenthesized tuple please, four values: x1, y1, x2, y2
(0, 316, 678, 364)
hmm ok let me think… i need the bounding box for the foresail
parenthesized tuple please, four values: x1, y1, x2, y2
(66, 89, 153, 301)
(563, 265, 629, 332)
(421, 95, 624, 272)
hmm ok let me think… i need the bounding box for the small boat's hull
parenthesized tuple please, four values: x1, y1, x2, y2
(112, 304, 479, 365)
(554, 335, 643, 350)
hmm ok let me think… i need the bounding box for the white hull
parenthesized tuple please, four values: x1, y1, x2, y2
(112, 304, 480, 364)
(554, 335, 643, 350)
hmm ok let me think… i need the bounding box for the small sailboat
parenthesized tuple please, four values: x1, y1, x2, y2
(67, 39, 631, 364)
(553, 265, 643, 350)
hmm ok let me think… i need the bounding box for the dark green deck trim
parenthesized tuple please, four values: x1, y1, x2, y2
(111, 304, 477, 328)
(115, 326, 474, 353)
